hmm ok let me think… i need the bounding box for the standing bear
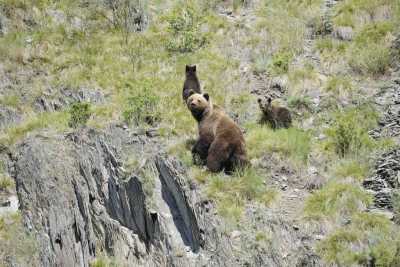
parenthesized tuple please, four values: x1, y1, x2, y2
(186, 90, 248, 173)
(182, 65, 201, 102)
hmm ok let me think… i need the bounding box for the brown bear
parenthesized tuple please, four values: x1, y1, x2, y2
(182, 65, 201, 101)
(258, 97, 292, 129)
(186, 90, 248, 173)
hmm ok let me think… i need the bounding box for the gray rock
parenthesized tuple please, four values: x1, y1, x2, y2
(9, 128, 239, 266)
(333, 26, 354, 41)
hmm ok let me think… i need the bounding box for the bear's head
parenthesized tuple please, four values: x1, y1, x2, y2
(186, 90, 210, 121)
(258, 97, 273, 114)
(185, 65, 197, 76)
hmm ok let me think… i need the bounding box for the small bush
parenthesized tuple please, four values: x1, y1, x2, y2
(68, 102, 92, 128)
(348, 42, 391, 76)
(0, 176, 14, 191)
(165, 4, 207, 53)
(324, 105, 378, 157)
(304, 181, 372, 219)
(122, 87, 160, 126)
(268, 51, 292, 75)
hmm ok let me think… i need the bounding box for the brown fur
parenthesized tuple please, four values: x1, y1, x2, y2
(182, 65, 201, 101)
(258, 97, 292, 129)
(186, 91, 248, 173)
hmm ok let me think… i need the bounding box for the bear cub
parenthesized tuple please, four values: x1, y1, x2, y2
(186, 90, 248, 173)
(258, 97, 292, 129)
(182, 65, 201, 102)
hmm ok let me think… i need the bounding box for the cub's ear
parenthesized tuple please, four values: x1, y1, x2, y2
(203, 93, 209, 101)
(267, 97, 272, 104)
(188, 89, 196, 97)
(192, 65, 197, 72)
(186, 65, 190, 72)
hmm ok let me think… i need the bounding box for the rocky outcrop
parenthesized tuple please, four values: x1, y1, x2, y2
(34, 87, 105, 112)
(363, 148, 400, 211)
(9, 127, 212, 266)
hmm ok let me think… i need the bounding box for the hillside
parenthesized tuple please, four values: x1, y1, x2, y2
(0, 0, 400, 266)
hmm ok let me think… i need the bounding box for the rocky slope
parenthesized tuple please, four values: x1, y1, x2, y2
(1, 0, 400, 266)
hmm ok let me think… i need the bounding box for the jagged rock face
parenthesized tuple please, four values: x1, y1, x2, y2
(364, 148, 400, 210)
(10, 128, 217, 266)
(34, 87, 105, 112)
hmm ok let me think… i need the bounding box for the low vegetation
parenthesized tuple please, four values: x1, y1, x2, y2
(0, 176, 14, 191)
(206, 167, 276, 222)
(0, 212, 39, 266)
(246, 125, 311, 165)
(323, 104, 379, 157)
(68, 102, 92, 128)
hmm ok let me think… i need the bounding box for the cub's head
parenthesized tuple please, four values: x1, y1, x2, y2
(186, 91, 210, 121)
(185, 64, 197, 76)
(257, 97, 272, 114)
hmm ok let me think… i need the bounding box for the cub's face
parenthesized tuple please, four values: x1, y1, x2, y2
(185, 65, 197, 76)
(187, 92, 210, 113)
(258, 97, 273, 113)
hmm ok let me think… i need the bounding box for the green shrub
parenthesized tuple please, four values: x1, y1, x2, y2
(317, 212, 400, 266)
(68, 102, 92, 128)
(165, 4, 207, 53)
(304, 181, 372, 219)
(347, 22, 394, 75)
(269, 51, 292, 75)
(122, 87, 160, 126)
(324, 105, 378, 157)
(0, 176, 14, 191)
(348, 42, 391, 76)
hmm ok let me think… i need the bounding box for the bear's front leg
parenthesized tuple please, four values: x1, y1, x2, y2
(206, 140, 230, 172)
(192, 138, 209, 166)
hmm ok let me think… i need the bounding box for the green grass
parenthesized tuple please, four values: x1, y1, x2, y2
(332, 159, 370, 181)
(0, 111, 70, 146)
(324, 104, 379, 157)
(0, 176, 14, 191)
(206, 167, 277, 223)
(303, 181, 372, 219)
(246, 125, 311, 165)
(324, 75, 354, 94)
(317, 212, 400, 266)
(0, 94, 21, 108)
(0, 212, 39, 266)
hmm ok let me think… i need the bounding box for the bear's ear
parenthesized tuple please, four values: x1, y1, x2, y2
(186, 65, 190, 72)
(267, 97, 272, 104)
(188, 89, 196, 97)
(192, 65, 196, 72)
(203, 93, 209, 101)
